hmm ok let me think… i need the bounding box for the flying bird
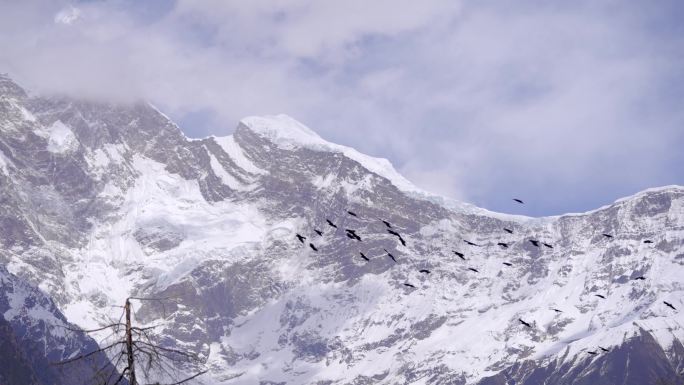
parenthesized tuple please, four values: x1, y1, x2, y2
(464, 240, 479, 247)
(552, 308, 563, 313)
(503, 228, 514, 234)
(382, 220, 392, 228)
(633, 276, 646, 281)
(384, 249, 397, 263)
(314, 229, 323, 236)
(643, 240, 653, 244)
(345, 229, 362, 241)
(599, 346, 610, 352)
(543, 243, 553, 249)
(595, 294, 606, 299)
(529, 240, 540, 247)
(664, 301, 677, 310)
(497, 242, 509, 248)
(602, 233, 614, 238)
(518, 319, 532, 328)
(513, 198, 524, 204)
(359, 252, 369, 261)
(347, 211, 358, 217)
(502, 262, 513, 267)
(296, 234, 306, 243)
(309, 243, 318, 252)
(326, 219, 337, 228)
(453, 251, 466, 260)
(404, 283, 416, 288)
(419, 269, 431, 274)
(468, 268, 479, 273)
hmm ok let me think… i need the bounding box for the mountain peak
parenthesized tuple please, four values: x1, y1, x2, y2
(237, 114, 426, 197)
(239, 114, 325, 150)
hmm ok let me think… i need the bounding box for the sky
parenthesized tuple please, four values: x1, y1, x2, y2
(1, 0, 683, 216)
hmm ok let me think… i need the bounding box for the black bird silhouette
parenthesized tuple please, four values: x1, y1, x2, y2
(468, 268, 479, 273)
(552, 308, 563, 313)
(599, 346, 610, 352)
(326, 219, 337, 228)
(633, 276, 646, 281)
(404, 283, 416, 288)
(382, 220, 392, 228)
(296, 234, 306, 243)
(503, 228, 514, 234)
(587, 351, 597, 355)
(384, 249, 397, 263)
(543, 243, 553, 249)
(497, 242, 509, 248)
(529, 240, 540, 247)
(518, 319, 532, 328)
(345, 229, 362, 241)
(464, 240, 479, 246)
(347, 210, 358, 217)
(513, 198, 524, 204)
(602, 233, 614, 238)
(419, 269, 431, 274)
(309, 243, 318, 252)
(643, 239, 653, 244)
(595, 294, 606, 299)
(314, 229, 323, 236)
(502, 262, 513, 267)
(453, 251, 466, 260)
(664, 301, 677, 310)
(359, 252, 369, 261)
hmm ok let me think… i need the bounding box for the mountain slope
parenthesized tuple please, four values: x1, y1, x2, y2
(1, 74, 683, 384)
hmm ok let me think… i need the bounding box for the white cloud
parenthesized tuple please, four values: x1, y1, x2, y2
(54, 5, 81, 25)
(1, 0, 682, 215)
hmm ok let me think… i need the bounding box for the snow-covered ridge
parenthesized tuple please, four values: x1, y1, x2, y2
(239, 115, 422, 194)
(239, 114, 532, 222)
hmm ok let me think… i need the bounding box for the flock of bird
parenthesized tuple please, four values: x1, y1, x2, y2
(294, 198, 679, 356)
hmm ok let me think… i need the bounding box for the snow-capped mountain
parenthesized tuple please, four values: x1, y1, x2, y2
(1, 73, 683, 385)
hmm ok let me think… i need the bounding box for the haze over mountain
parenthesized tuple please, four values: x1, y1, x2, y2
(1, 74, 683, 384)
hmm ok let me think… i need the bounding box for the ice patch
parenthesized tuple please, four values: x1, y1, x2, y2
(0, 150, 10, 173)
(213, 135, 266, 175)
(209, 152, 247, 191)
(45, 120, 78, 153)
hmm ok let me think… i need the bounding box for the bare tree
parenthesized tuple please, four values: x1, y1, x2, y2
(54, 297, 207, 385)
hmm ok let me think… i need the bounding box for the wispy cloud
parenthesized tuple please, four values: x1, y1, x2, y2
(1, 0, 682, 215)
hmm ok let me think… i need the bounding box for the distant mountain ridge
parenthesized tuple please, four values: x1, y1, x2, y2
(1, 74, 683, 384)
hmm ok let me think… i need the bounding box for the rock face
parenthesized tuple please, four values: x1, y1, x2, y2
(0, 265, 122, 385)
(1, 73, 683, 384)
